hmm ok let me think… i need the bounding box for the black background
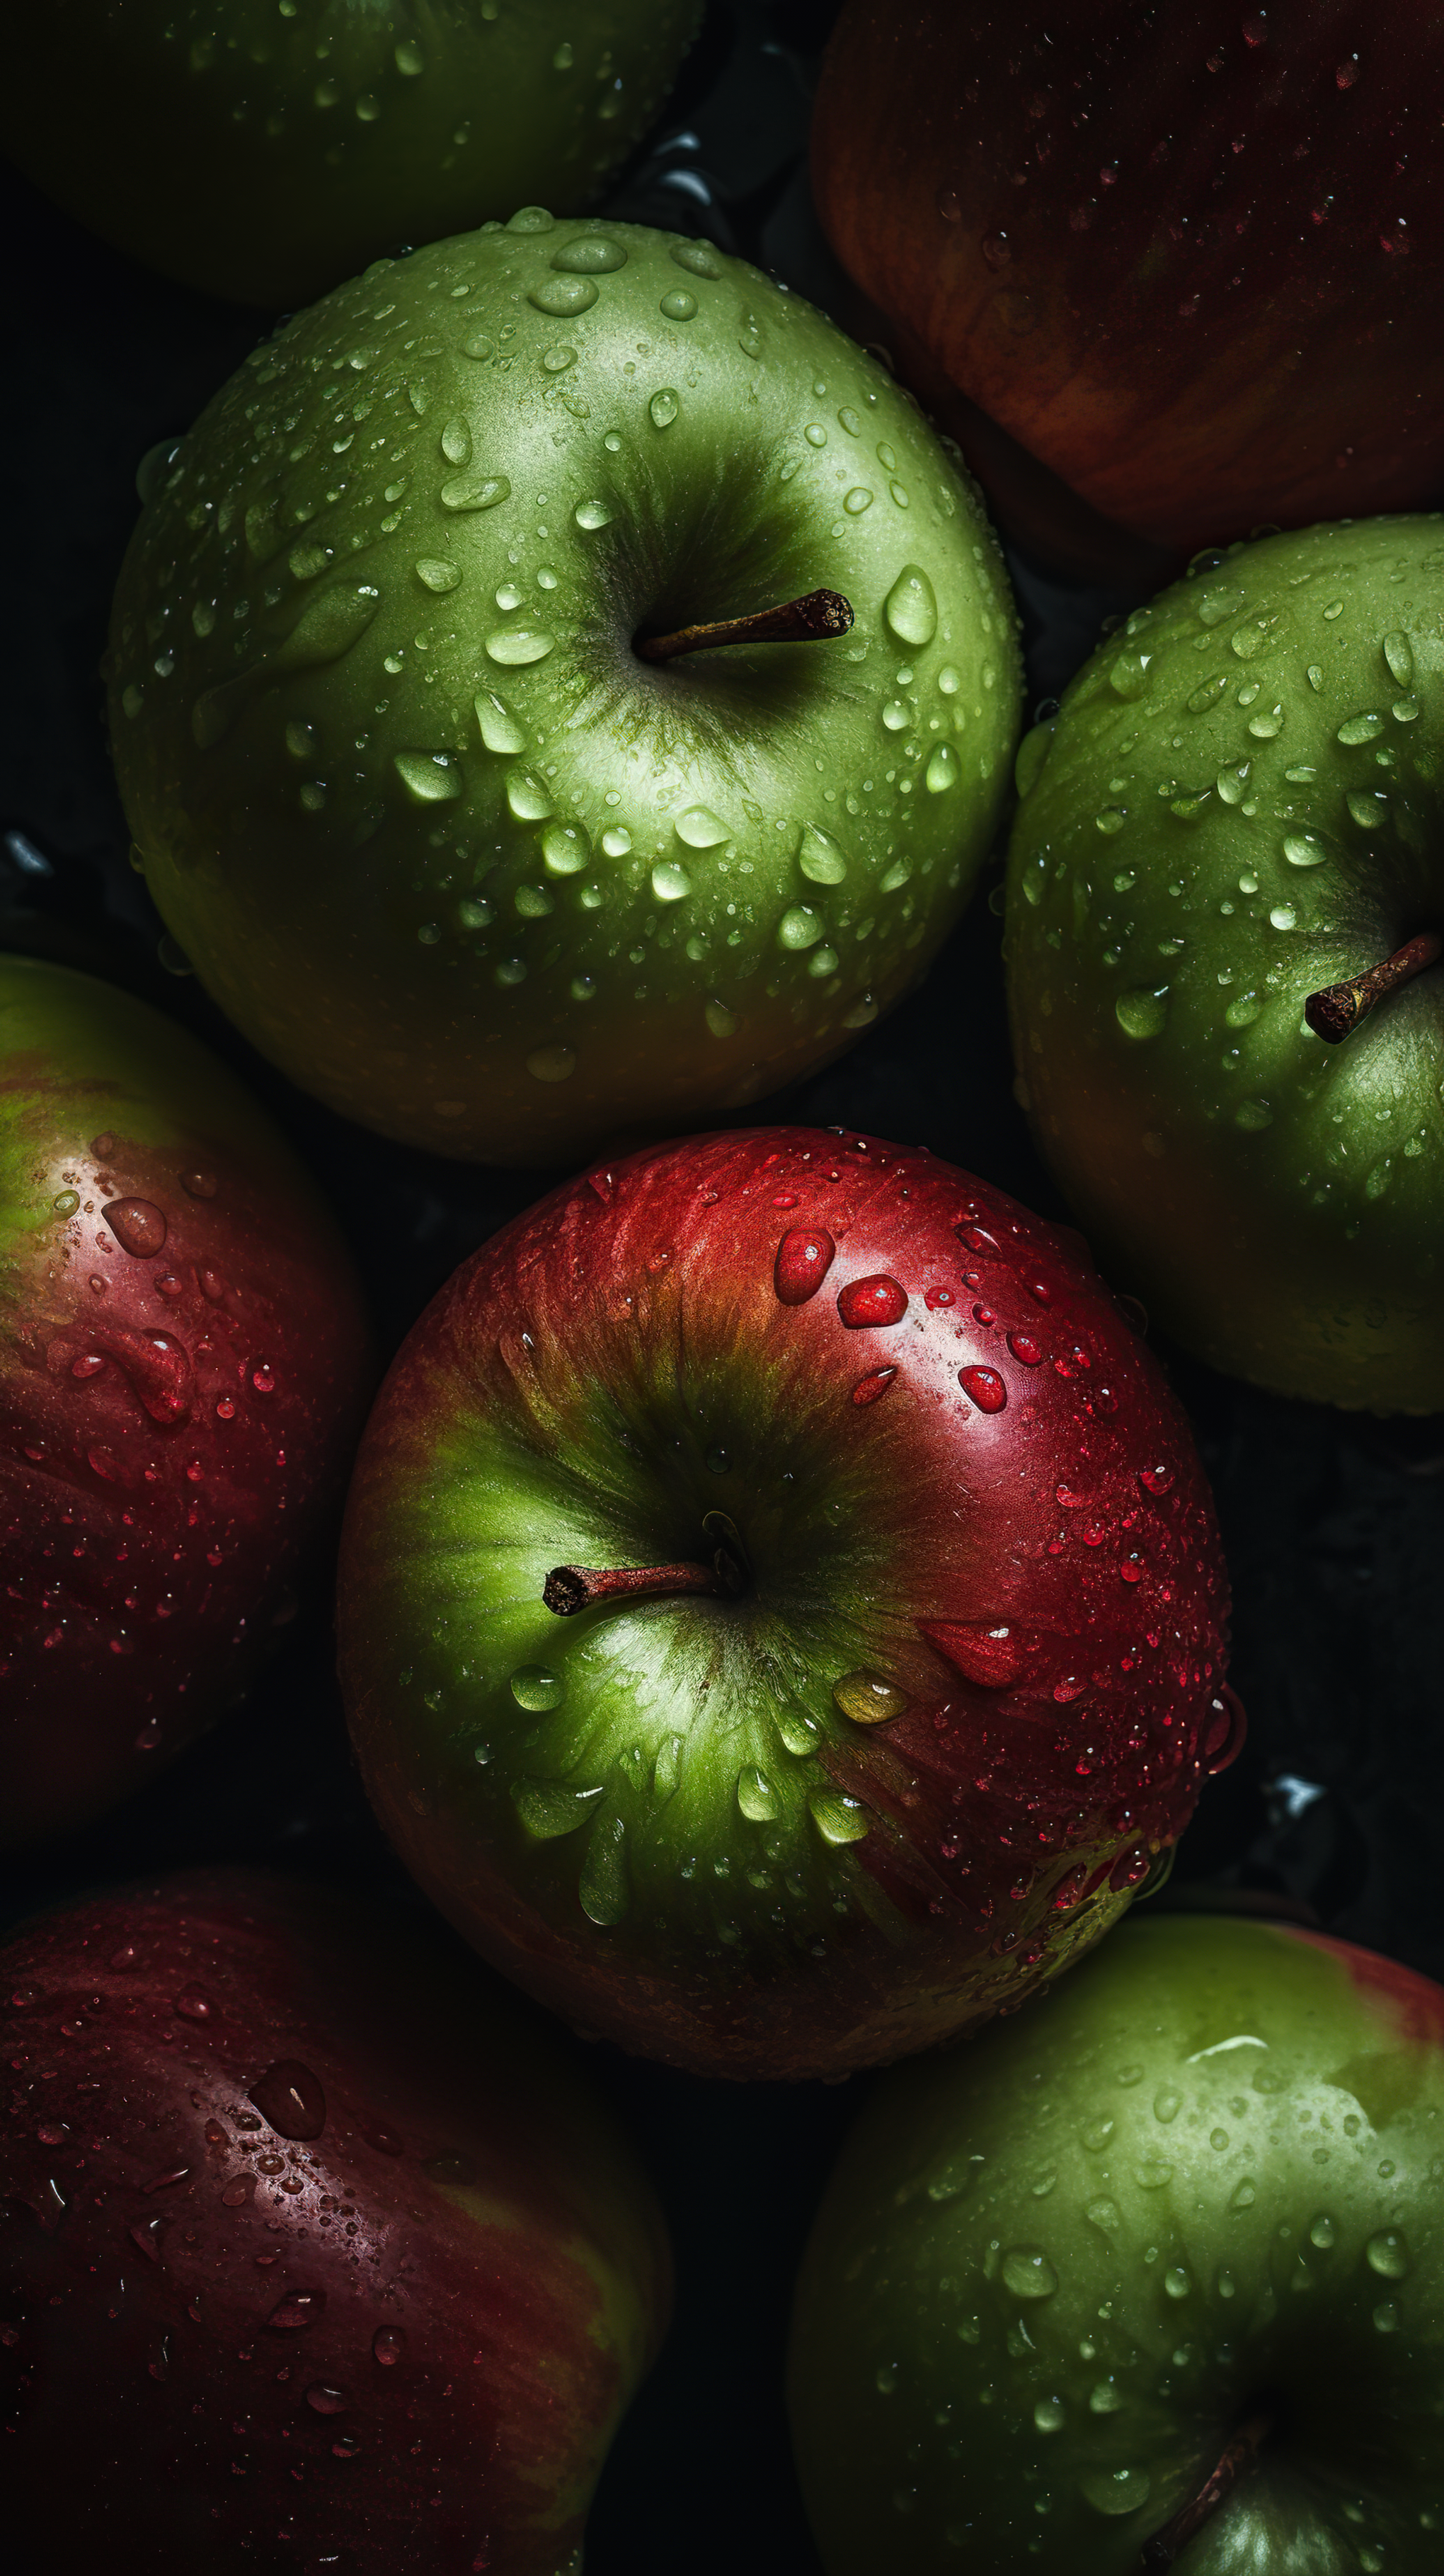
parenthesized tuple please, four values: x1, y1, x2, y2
(3, 5, 1442, 2570)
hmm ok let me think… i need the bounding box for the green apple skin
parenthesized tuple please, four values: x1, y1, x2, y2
(107, 214, 1023, 1167)
(1004, 517, 1444, 1413)
(789, 1914, 1444, 2575)
(1, 1, 701, 309)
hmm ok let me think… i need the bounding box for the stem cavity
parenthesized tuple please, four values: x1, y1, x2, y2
(1138, 2411, 1272, 2572)
(1304, 931, 1440, 1044)
(636, 587, 854, 664)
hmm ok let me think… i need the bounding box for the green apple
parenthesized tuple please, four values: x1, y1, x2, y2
(789, 1913, 1444, 2573)
(1004, 515, 1444, 1412)
(107, 214, 1023, 1166)
(1, 0, 702, 309)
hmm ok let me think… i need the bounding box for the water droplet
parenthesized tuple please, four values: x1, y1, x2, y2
(529, 277, 598, 316)
(416, 557, 462, 594)
(1310, 2215, 1336, 2250)
(394, 749, 464, 801)
(1164, 2265, 1192, 2299)
(1034, 2398, 1065, 2433)
(574, 498, 614, 531)
(837, 1274, 908, 1328)
(1154, 2088, 1183, 2123)
(883, 565, 937, 648)
(1109, 651, 1152, 701)
(248, 2060, 326, 2141)
(306, 2383, 348, 2415)
(925, 743, 958, 793)
(440, 471, 510, 514)
(180, 1168, 217, 1198)
(832, 1670, 908, 1726)
(808, 1788, 870, 1846)
(648, 388, 680, 429)
(671, 241, 722, 279)
(103, 1198, 167, 1258)
(778, 903, 825, 951)
(1229, 2180, 1257, 2212)
(542, 230, 626, 274)
(601, 825, 631, 857)
(1374, 2300, 1401, 2334)
(506, 767, 554, 821)
(542, 822, 589, 874)
(510, 1666, 565, 1711)
(1082, 2467, 1152, 2518)
(527, 1045, 577, 1083)
(852, 1367, 898, 1406)
(579, 1814, 629, 1924)
(675, 805, 728, 848)
(173, 1987, 216, 2022)
(485, 626, 556, 667)
(1002, 2248, 1059, 2301)
(511, 1777, 601, 1836)
(268, 2288, 326, 2331)
(797, 823, 848, 884)
(1116, 987, 1169, 1040)
(651, 859, 692, 902)
(1367, 2229, 1410, 2279)
(659, 289, 698, 321)
(959, 1365, 1007, 1412)
(1382, 631, 1414, 686)
(737, 1766, 779, 1822)
(1336, 711, 1385, 746)
(774, 1227, 836, 1305)
(844, 486, 873, 514)
(705, 1444, 732, 1474)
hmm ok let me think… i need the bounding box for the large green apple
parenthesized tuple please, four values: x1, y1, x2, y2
(107, 214, 1023, 1166)
(789, 1914, 1444, 2572)
(1005, 516, 1444, 1411)
(2, 0, 702, 309)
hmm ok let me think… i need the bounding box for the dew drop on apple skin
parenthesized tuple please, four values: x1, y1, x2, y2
(831, 1672, 909, 1727)
(1082, 2466, 1151, 2518)
(883, 565, 937, 650)
(510, 1666, 564, 1711)
(1000, 2246, 1058, 2300)
(1367, 2229, 1411, 2279)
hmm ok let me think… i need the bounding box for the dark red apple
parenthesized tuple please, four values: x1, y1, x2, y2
(0, 1869, 670, 2576)
(339, 1126, 1239, 2081)
(812, 1, 1444, 577)
(0, 954, 372, 1845)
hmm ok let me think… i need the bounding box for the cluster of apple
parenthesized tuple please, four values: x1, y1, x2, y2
(4, 4, 1443, 2573)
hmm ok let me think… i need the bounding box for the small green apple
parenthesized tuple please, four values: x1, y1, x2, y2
(1, 0, 702, 309)
(789, 1913, 1444, 2573)
(108, 214, 1022, 1166)
(1005, 516, 1444, 1410)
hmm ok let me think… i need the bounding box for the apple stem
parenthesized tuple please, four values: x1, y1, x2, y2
(544, 1552, 745, 1616)
(636, 587, 854, 663)
(1137, 2410, 1272, 2572)
(1304, 930, 1441, 1043)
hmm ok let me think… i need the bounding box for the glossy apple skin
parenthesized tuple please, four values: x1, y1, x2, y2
(338, 1125, 1235, 2081)
(0, 1870, 669, 2576)
(0, 955, 372, 1844)
(1, 0, 702, 309)
(789, 1914, 1444, 2574)
(107, 215, 1023, 1167)
(1005, 516, 1444, 1413)
(813, 1, 1444, 573)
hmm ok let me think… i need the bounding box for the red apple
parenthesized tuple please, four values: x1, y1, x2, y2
(339, 1126, 1240, 2081)
(0, 955, 372, 1845)
(812, 1, 1444, 577)
(0, 1869, 670, 2576)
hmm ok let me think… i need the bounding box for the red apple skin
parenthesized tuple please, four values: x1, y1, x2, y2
(813, 1, 1444, 572)
(0, 1870, 670, 2576)
(0, 956, 372, 1845)
(340, 1127, 1237, 2081)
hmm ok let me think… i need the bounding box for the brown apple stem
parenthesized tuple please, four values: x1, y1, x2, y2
(636, 587, 854, 663)
(1138, 2410, 1272, 2572)
(1304, 930, 1440, 1043)
(544, 1556, 743, 1616)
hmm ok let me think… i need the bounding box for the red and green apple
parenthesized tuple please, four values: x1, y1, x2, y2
(0, 953, 371, 1844)
(107, 215, 1023, 1166)
(1005, 515, 1444, 1412)
(789, 1911, 1444, 2572)
(812, 0, 1444, 579)
(1, 0, 703, 309)
(0, 1868, 669, 2575)
(338, 1125, 1239, 2081)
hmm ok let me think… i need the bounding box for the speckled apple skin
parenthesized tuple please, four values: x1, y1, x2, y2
(339, 1125, 1234, 2080)
(790, 1914, 1444, 2574)
(0, 1870, 670, 2576)
(0, 955, 372, 1843)
(106, 216, 1022, 1166)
